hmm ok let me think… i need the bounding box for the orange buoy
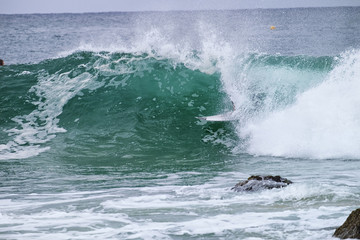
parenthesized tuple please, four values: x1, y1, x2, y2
(270, 26, 276, 30)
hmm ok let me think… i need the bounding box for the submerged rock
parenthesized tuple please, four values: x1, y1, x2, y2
(333, 208, 360, 239)
(232, 175, 292, 192)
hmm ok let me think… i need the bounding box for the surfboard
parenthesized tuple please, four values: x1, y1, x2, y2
(196, 111, 237, 122)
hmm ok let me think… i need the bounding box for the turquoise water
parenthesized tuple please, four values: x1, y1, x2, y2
(1, 7, 360, 239)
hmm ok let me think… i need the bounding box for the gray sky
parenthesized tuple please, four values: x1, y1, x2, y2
(1, 0, 360, 14)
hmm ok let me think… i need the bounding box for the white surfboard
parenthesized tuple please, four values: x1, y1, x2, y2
(196, 111, 237, 122)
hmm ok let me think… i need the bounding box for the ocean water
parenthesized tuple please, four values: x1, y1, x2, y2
(1, 7, 360, 239)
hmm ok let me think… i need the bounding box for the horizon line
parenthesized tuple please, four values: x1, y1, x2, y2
(0, 5, 359, 15)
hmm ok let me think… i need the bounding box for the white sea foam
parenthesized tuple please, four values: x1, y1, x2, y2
(241, 49, 360, 159)
(1, 174, 354, 240)
(0, 69, 103, 160)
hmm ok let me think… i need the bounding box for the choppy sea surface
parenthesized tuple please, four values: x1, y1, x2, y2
(1, 7, 360, 239)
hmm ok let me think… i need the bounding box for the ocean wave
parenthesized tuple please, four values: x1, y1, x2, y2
(1, 48, 359, 160)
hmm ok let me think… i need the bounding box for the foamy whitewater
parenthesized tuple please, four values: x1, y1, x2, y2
(0, 7, 360, 240)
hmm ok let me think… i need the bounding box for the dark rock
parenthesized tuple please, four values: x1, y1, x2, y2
(232, 175, 292, 192)
(333, 208, 360, 239)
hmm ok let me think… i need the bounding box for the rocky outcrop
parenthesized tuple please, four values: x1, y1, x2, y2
(334, 208, 360, 239)
(232, 175, 292, 192)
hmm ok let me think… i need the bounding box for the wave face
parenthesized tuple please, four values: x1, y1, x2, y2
(1, 48, 360, 160)
(0, 51, 233, 161)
